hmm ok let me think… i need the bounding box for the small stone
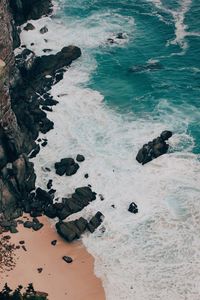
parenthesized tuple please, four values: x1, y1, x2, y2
(37, 268, 43, 273)
(51, 240, 57, 246)
(111, 204, 115, 208)
(40, 26, 48, 34)
(63, 256, 73, 263)
(128, 202, 138, 214)
(19, 240, 25, 245)
(84, 173, 89, 178)
(22, 245, 27, 251)
(99, 194, 104, 201)
(76, 154, 85, 162)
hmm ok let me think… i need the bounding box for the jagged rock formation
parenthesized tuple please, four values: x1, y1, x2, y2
(9, 0, 52, 25)
(0, 0, 83, 225)
(0, 0, 35, 219)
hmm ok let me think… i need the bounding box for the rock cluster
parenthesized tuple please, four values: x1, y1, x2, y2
(56, 212, 104, 242)
(136, 130, 173, 164)
(55, 158, 79, 176)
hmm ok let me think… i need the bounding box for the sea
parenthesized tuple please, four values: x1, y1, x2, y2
(19, 0, 200, 299)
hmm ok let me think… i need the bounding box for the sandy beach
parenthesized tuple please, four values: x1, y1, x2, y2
(0, 216, 105, 300)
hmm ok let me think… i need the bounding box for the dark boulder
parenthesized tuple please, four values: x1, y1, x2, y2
(36, 187, 53, 204)
(47, 179, 53, 190)
(75, 186, 96, 202)
(76, 154, 85, 162)
(136, 130, 173, 164)
(9, 0, 53, 26)
(44, 204, 57, 218)
(29, 144, 40, 158)
(29, 46, 81, 78)
(24, 23, 35, 31)
(87, 211, 104, 233)
(32, 222, 43, 231)
(40, 26, 48, 34)
(55, 158, 79, 176)
(128, 202, 138, 214)
(24, 221, 34, 228)
(56, 221, 79, 242)
(160, 130, 172, 141)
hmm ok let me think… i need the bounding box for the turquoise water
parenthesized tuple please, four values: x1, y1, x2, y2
(26, 1, 200, 299)
(61, 0, 200, 153)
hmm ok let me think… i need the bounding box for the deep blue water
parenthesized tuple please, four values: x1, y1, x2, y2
(61, 0, 200, 153)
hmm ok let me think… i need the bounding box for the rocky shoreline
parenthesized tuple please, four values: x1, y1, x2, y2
(0, 0, 104, 259)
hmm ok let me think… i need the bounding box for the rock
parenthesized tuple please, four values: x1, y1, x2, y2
(55, 158, 79, 176)
(128, 202, 138, 214)
(41, 140, 48, 147)
(75, 186, 96, 202)
(87, 212, 104, 233)
(75, 217, 88, 232)
(136, 131, 173, 164)
(10, 226, 18, 233)
(29, 144, 40, 158)
(116, 32, 126, 39)
(76, 154, 85, 162)
(39, 118, 54, 134)
(84, 173, 89, 178)
(99, 194, 104, 201)
(19, 240, 25, 245)
(63, 256, 73, 263)
(47, 179, 53, 189)
(44, 205, 57, 218)
(56, 206, 71, 220)
(32, 222, 43, 231)
(36, 187, 52, 204)
(10, 0, 53, 26)
(160, 130, 173, 141)
(29, 46, 81, 78)
(43, 49, 52, 53)
(42, 105, 52, 112)
(24, 221, 34, 229)
(24, 23, 35, 31)
(40, 26, 48, 34)
(37, 267, 43, 273)
(22, 245, 27, 251)
(51, 240, 57, 246)
(56, 221, 78, 242)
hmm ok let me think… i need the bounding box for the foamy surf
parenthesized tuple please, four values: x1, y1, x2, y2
(19, 0, 200, 299)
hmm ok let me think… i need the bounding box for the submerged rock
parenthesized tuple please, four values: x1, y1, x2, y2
(136, 130, 173, 164)
(129, 61, 163, 73)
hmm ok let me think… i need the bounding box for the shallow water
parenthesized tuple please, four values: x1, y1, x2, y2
(20, 0, 200, 299)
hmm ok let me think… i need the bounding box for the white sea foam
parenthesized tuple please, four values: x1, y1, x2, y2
(147, 0, 200, 51)
(19, 2, 200, 299)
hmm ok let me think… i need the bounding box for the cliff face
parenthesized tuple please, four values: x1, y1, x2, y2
(0, 0, 35, 219)
(0, 0, 22, 158)
(9, 0, 52, 25)
(0, 0, 81, 226)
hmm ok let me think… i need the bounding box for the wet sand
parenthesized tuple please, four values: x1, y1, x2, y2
(0, 216, 105, 300)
